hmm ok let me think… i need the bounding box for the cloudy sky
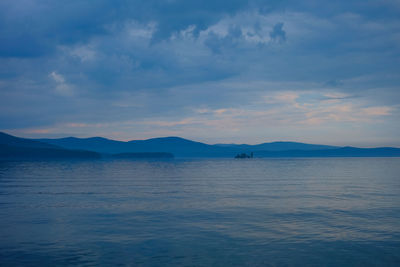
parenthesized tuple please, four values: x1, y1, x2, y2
(1, 0, 399, 146)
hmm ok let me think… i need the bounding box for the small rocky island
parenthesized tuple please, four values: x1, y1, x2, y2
(234, 152, 253, 158)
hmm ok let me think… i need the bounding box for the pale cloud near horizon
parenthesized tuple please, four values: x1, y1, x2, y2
(5, 88, 396, 146)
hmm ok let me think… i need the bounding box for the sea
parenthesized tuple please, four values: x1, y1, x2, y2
(0, 158, 399, 266)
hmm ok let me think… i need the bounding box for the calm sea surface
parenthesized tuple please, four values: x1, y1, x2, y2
(0, 158, 399, 266)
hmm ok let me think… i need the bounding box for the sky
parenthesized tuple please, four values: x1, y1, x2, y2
(0, 0, 399, 146)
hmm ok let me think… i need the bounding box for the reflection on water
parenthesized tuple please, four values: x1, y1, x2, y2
(0, 158, 399, 266)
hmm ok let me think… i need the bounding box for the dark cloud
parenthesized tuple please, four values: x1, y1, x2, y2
(204, 25, 244, 54)
(0, 0, 261, 58)
(269, 22, 286, 43)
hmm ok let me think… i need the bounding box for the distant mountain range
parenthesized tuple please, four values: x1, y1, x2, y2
(0, 132, 100, 159)
(0, 131, 399, 159)
(35, 135, 343, 157)
(215, 142, 337, 151)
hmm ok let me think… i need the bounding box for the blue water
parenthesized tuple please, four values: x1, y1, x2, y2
(0, 158, 399, 266)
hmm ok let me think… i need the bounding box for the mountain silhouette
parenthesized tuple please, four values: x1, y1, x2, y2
(215, 141, 338, 151)
(254, 147, 400, 157)
(35, 133, 400, 158)
(36, 136, 340, 157)
(37, 136, 229, 157)
(0, 132, 59, 149)
(1, 132, 399, 159)
(37, 136, 126, 153)
(0, 132, 100, 159)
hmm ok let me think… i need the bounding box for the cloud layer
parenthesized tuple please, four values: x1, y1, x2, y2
(0, 0, 399, 146)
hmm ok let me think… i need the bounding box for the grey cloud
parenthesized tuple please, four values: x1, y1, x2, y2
(324, 80, 343, 87)
(269, 22, 286, 43)
(0, 0, 263, 58)
(204, 26, 243, 54)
